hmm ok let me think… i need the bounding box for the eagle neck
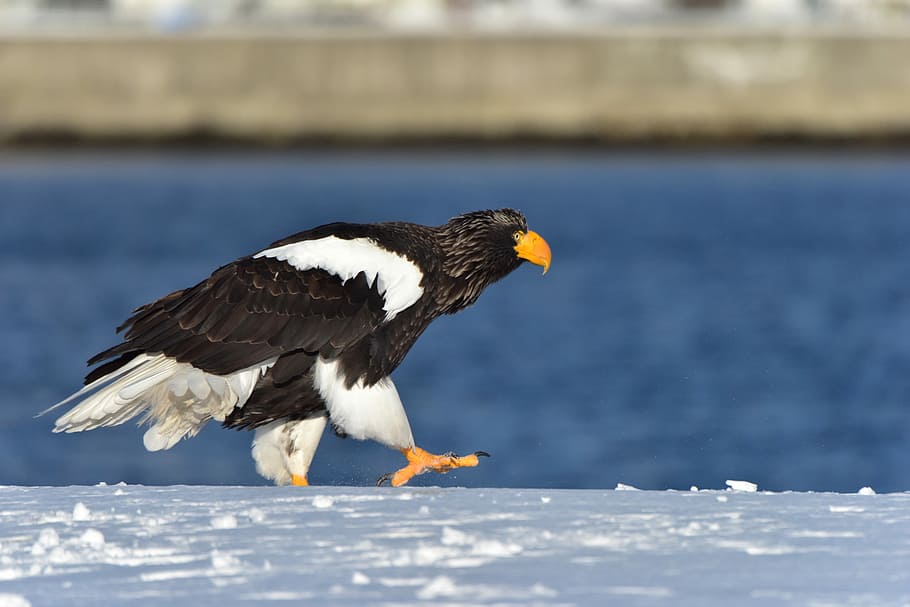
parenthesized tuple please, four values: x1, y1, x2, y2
(435, 224, 517, 315)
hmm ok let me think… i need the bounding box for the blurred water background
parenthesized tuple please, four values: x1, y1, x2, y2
(1, 0, 910, 492)
(2, 149, 909, 492)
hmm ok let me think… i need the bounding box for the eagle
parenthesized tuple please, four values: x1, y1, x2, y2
(48, 208, 551, 487)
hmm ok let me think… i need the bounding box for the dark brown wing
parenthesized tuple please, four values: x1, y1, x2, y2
(86, 255, 387, 380)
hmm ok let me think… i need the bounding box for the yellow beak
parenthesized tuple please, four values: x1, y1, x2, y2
(514, 230, 552, 274)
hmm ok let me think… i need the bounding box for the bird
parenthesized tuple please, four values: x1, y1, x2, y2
(47, 208, 551, 487)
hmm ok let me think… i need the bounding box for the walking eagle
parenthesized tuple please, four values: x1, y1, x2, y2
(49, 209, 551, 487)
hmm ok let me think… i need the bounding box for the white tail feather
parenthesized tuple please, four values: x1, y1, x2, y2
(116, 358, 180, 400)
(40, 353, 155, 419)
(49, 354, 275, 451)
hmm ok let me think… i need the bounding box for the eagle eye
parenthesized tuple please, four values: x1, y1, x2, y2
(512, 230, 523, 243)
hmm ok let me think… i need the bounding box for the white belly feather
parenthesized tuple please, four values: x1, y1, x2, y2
(314, 358, 414, 450)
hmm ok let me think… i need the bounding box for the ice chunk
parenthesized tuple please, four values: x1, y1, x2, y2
(531, 583, 557, 597)
(615, 483, 640, 491)
(726, 480, 758, 493)
(0, 571, 26, 583)
(441, 526, 470, 546)
(312, 496, 334, 509)
(247, 508, 266, 524)
(351, 572, 370, 585)
(31, 528, 60, 555)
(211, 551, 241, 571)
(78, 529, 105, 549)
(416, 576, 458, 600)
(210, 514, 238, 530)
(72, 502, 91, 522)
(858, 486, 876, 496)
(0, 594, 31, 607)
(473, 540, 522, 557)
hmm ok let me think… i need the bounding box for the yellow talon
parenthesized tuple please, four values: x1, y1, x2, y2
(291, 474, 309, 486)
(377, 446, 489, 487)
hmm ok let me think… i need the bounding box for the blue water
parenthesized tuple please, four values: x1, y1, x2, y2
(2, 150, 909, 492)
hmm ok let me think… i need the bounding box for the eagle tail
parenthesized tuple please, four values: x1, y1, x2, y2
(44, 354, 266, 451)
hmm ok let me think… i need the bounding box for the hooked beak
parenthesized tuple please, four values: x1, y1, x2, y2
(514, 230, 552, 275)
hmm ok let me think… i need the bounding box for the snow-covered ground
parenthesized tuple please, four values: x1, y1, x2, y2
(1, 484, 908, 606)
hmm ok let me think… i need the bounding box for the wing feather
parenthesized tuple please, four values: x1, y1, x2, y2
(87, 249, 394, 378)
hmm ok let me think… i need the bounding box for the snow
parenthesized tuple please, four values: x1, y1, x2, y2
(0, 485, 908, 606)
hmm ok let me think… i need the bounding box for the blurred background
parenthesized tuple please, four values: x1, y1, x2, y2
(1, 0, 910, 493)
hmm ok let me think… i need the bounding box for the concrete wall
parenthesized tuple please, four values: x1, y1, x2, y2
(1, 30, 909, 143)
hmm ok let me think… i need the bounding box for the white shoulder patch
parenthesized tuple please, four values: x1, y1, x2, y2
(255, 236, 424, 321)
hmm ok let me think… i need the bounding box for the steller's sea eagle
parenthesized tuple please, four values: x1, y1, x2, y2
(48, 209, 551, 487)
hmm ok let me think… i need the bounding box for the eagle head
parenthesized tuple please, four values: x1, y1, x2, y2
(438, 208, 551, 312)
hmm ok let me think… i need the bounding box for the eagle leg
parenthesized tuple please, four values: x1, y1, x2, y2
(376, 447, 490, 487)
(291, 474, 309, 486)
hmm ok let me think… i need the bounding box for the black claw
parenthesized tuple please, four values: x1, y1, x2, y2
(474, 451, 491, 458)
(376, 473, 393, 487)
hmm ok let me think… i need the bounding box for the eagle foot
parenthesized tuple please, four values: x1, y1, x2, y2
(376, 447, 490, 487)
(291, 474, 309, 486)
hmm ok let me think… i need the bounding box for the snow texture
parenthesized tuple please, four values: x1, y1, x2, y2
(0, 485, 908, 606)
